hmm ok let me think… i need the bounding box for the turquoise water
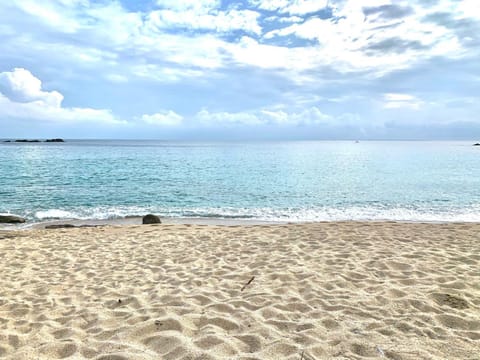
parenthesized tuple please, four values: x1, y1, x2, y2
(1, 140, 479, 223)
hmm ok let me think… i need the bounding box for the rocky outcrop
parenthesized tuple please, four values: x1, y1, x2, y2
(474, 143, 480, 146)
(142, 214, 161, 224)
(3, 139, 65, 143)
(0, 215, 26, 223)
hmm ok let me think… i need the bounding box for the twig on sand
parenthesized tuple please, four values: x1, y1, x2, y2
(241, 276, 255, 291)
(300, 350, 316, 360)
(300, 349, 315, 360)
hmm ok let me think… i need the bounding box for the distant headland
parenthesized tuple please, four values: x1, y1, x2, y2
(4, 138, 65, 143)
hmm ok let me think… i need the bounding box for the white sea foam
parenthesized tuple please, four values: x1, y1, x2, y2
(31, 205, 480, 223)
(34, 206, 147, 220)
(35, 209, 78, 220)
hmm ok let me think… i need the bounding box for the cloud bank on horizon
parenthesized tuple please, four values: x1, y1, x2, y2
(0, 0, 479, 139)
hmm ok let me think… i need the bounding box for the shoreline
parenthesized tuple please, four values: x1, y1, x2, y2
(3, 215, 480, 231)
(2, 216, 288, 230)
(2, 216, 480, 231)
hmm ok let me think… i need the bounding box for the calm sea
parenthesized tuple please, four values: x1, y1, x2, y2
(1, 140, 479, 223)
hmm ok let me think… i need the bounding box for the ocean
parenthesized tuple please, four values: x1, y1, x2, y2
(1, 140, 479, 224)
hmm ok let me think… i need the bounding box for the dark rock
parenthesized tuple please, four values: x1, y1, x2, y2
(45, 224, 75, 229)
(15, 139, 41, 143)
(142, 214, 161, 224)
(4, 140, 11, 142)
(0, 215, 26, 223)
(45, 138, 65, 143)
(473, 143, 480, 146)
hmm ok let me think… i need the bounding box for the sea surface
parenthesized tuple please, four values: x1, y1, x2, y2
(1, 140, 479, 224)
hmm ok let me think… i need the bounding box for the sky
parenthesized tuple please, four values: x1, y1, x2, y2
(0, 0, 479, 140)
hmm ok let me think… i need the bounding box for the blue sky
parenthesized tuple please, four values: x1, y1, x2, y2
(0, 0, 479, 140)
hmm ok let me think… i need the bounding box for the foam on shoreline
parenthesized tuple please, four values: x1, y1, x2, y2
(3, 203, 480, 230)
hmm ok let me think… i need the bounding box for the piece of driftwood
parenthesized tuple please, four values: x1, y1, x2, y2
(241, 276, 255, 291)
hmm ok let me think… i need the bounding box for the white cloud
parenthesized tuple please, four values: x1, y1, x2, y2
(11, 0, 82, 33)
(156, 0, 219, 13)
(384, 93, 416, 102)
(148, 8, 261, 35)
(0, 1, 478, 139)
(229, 36, 317, 71)
(456, 0, 480, 20)
(383, 93, 423, 110)
(1, 0, 478, 87)
(196, 109, 263, 126)
(195, 107, 333, 126)
(141, 111, 183, 126)
(262, 107, 333, 125)
(278, 16, 304, 23)
(262, 0, 467, 75)
(0, 68, 124, 124)
(249, 0, 329, 15)
(133, 31, 230, 70)
(0, 68, 63, 107)
(0, 94, 122, 124)
(83, 2, 144, 46)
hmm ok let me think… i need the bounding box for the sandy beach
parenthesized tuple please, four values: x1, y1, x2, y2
(0, 222, 479, 359)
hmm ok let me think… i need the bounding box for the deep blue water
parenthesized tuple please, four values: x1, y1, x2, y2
(1, 140, 479, 223)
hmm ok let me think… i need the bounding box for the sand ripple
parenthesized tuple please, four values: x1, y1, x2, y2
(0, 222, 479, 359)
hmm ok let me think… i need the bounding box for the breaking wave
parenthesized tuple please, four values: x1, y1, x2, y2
(31, 205, 480, 223)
